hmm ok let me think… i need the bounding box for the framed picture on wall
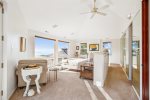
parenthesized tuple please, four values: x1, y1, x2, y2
(89, 44, 99, 51)
(103, 42, 112, 55)
(80, 43, 87, 55)
(76, 46, 79, 50)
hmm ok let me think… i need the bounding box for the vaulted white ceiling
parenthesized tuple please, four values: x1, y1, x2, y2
(17, 0, 141, 40)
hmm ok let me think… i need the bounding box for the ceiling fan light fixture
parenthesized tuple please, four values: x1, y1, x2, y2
(81, 0, 108, 19)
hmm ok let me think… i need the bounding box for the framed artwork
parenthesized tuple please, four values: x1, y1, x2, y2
(89, 44, 99, 51)
(103, 42, 112, 55)
(20, 37, 26, 52)
(132, 41, 140, 56)
(81, 43, 87, 48)
(76, 46, 79, 50)
(80, 43, 87, 55)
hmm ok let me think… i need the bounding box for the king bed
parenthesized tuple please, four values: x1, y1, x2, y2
(62, 58, 88, 70)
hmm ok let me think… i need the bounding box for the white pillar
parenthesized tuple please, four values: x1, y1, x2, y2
(54, 40, 58, 65)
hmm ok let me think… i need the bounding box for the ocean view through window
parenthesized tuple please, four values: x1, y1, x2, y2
(58, 41, 69, 63)
(35, 36, 55, 58)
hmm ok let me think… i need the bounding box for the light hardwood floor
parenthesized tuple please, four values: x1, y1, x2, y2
(104, 64, 138, 100)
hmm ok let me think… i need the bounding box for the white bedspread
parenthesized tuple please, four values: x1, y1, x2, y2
(67, 58, 88, 70)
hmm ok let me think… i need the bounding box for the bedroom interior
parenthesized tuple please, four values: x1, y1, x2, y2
(0, 0, 149, 100)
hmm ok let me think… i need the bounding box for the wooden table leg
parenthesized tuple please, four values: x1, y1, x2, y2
(56, 70, 57, 81)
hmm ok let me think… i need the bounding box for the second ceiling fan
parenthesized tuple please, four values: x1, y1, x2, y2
(81, 0, 109, 19)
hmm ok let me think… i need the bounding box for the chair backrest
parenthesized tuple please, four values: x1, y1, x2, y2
(89, 53, 94, 62)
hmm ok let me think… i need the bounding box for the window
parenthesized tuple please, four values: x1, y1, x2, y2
(35, 36, 55, 58)
(58, 41, 69, 63)
(103, 42, 112, 55)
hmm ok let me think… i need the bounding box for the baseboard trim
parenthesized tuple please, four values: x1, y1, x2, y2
(121, 67, 140, 99)
(121, 67, 129, 80)
(132, 85, 140, 99)
(97, 86, 113, 100)
(84, 80, 98, 100)
(8, 87, 17, 100)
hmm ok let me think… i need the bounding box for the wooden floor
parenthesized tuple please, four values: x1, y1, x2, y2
(132, 66, 140, 95)
(104, 64, 138, 100)
(10, 64, 138, 100)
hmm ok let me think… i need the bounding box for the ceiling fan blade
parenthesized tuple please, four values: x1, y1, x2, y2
(80, 12, 91, 14)
(97, 12, 107, 16)
(90, 13, 95, 19)
(100, 5, 109, 10)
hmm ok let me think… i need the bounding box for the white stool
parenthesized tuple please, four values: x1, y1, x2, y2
(21, 66, 42, 96)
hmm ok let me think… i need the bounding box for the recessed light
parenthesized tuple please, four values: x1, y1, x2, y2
(71, 33, 74, 35)
(45, 30, 49, 33)
(52, 24, 58, 28)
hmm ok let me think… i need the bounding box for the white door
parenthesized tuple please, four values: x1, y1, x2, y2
(0, 1, 3, 100)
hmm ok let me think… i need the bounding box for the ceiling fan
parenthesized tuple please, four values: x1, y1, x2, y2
(81, 0, 109, 19)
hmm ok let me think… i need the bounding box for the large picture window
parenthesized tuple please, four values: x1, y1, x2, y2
(35, 36, 55, 58)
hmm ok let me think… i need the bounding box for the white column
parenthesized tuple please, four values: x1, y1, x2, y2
(54, 40, 58, 65)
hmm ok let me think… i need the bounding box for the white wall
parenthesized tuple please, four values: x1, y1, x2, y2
(101, 39, 121, 64)
(3, 0, 31, 99)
